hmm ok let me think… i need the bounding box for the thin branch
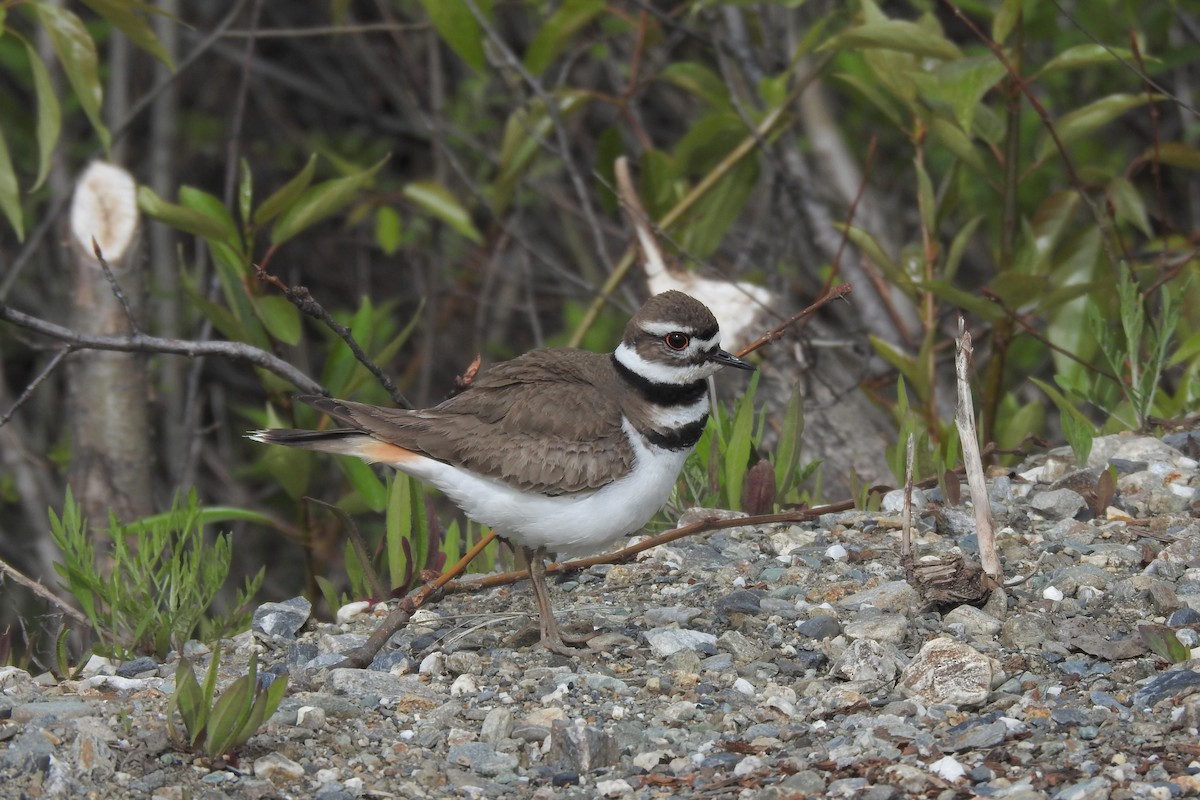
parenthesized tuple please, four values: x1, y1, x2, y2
(0, 557, 90, 627)
(253, 266, 409, 408)
(737, 283, 853, 358)
(91, 241, 141, 335)
(0, 347, 72, 429)
(0, 303, 324, 395)
(221, 22, 425, 38)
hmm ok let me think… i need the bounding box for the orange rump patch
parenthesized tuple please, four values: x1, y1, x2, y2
(355, 439, 422, 465)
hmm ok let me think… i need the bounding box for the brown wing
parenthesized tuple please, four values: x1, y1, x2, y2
(302, 349, 634, 495)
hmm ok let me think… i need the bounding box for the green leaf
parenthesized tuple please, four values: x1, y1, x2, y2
(1139, 624, 1190, 664)
(1037, 44, 1148, 77)
(1031, 377, 1095, 464)
(172, 660, 206, 742)
(928, 116, 988, 176)
(80, 0, 175, 69)
(198, 649, 222, 743)
(0, 127, 22, 241)
(374, 206, 403, 255)
(915, 280, 1005, 321)
(992, 0, 1021, 45)
(271, 156, 388, 246)
(820, 20, 962, 61)
(495, 91, 591, 212)
(523, 0, 605, 76)
(179, 186, 239, 246)
(1037, 94, 1162, 161)
(204, 673, 252, 757)
(253, 154, 317, 226)
(401, 180, 482, 244)
(34, 3, 110, 151)
(340, 457, 388, 512)
(22, 38, 62, 193)
(256, 295, 302, 345)
(944, 214, 984, 283)
(417, 0, 490, 72)
(831, 72, 906, 128)
(1145, 142, 1200, 170)
(660, 62, 733, 112)
(915, 158, 935, 234)
(238, 159, 253, 226)
(138, 186, 229, 240)
(833, 223, 904, 286)
(1108, 176, 1152, 238)
(724, 372, 758, 510)
(925, 56, 1007, 135)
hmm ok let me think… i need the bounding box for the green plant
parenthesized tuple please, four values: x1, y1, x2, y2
(169, 647, 287, 762)
(1140, 624, 1191, 665)
(670, 376, 820, 517)
(50, 489, 266, 659)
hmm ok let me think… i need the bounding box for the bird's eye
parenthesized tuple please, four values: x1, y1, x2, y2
(664, 332, 690, 350)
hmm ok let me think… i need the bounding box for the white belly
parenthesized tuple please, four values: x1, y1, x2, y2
(393, 419, 691, 559)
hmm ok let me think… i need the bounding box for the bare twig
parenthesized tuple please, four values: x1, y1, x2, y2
(0, 347, 72, 429)
(901, 432, 915, 564)
(737, 283, 854, 358)
(0, 303, 324, 395)
(954, 319, 1002, 582)
(0, 557, 89, 627)
(253, 267, 409, 408)
(91, 241, 142, 336)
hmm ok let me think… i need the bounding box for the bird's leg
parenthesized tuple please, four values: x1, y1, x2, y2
(524, 546, 595, 655)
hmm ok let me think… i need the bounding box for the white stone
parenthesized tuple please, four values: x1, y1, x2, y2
(928, 755, 966, 781)
(1042, 586, 1065, 602)
(825, 543, 849, 560)
(450, 674, 478, 697)
(733, 678, 755, 696)
(336, 600, 371, 624)
(596, 778, 634, 797)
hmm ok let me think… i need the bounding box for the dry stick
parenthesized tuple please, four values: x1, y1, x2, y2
(954, 320, 1003, 582)
(901, 432, 915, 566)
(0, 347, 72, 428)
(253, 266, 409, 408)
(737, 283, 853, 358)
(0, 557, 90, 627)
(0, 303, 324, 396)
(337, 530, 498, 668)
(91, 241, 141, 336)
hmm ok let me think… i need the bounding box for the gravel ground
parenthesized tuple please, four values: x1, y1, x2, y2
(2, 431, 1200, 799)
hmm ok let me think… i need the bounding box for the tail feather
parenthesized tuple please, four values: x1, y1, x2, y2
(248, 428, 374, 457)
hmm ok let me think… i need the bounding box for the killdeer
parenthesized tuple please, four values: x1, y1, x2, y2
(250, 290, 754, 654)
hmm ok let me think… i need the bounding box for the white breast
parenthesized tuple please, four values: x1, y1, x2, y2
(391, 418, 692, 559)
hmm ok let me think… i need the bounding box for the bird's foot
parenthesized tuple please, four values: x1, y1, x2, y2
(539, 621, 600, 656)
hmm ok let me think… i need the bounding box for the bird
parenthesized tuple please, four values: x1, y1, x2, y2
(250, 290, 755, 655)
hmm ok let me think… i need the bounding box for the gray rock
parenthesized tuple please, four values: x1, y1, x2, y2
(480, 707, 513, 745)
(796, 615, 841, 640)
(941, 718, 1008, 752)
(1000, 613, 1061, 650)
(898, 638, 993, 708)
(715, 589, 763, 616)
(547, 720, 619, 772)
(644, 627, 717, 658)
(1030, 489, 1086, 519)
(253, 752, 306, 783)
(1052, 776, 1112, 800)
(1132, 669, 1200, 709)
(1167, 607, 1200, 627)
(829, 639, 901, 691)
(943, 605, 1002, 637)
(253, 596, 312, 638)
(115, 656, 159, 678)
(324, 668, 440, 705)
(10, 700, 100, 723)
(838, 581, 919, 612)
(446, 742, 518, 777)
(843, 613, 908, 644)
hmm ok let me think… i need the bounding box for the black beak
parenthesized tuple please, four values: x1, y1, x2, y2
(708, 347, 755, 371)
